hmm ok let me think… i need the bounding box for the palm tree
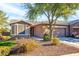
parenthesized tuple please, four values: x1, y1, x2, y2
(23, 3, 79, 40)
(0, 10, 9, 33)
(0, 10, 8, 28)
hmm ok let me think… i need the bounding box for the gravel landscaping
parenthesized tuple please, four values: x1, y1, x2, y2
(10, 40, 79, 56)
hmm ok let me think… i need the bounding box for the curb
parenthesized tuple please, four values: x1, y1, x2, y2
(60, 41, 79, 48)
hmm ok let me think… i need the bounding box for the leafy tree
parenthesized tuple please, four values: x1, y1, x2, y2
(23, 3, 79, 40)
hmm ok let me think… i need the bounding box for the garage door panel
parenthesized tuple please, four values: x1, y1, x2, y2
(53, 28, 65, 37)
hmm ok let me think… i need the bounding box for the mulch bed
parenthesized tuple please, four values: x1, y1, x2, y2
(10, 41, 79, 56)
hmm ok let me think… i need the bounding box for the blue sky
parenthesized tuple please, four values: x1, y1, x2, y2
(0, 3, 27, 20)
(0, 3, 79, 22)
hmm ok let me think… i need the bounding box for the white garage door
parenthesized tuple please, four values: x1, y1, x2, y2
(53, 28, 66, 37)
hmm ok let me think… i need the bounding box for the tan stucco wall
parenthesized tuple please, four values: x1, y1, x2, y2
(34, 25, 45, 37)
(34, 25, 69, 38)
(11, 22, 69, 37)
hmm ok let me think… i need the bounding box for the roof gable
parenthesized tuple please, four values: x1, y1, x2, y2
(10, 20, 32, 26)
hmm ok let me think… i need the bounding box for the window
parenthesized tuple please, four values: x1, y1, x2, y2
(11, 25, 17, 34)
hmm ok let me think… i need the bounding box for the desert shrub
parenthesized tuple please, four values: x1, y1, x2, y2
(43, 33, 49, 41)
(17, 39, 40, 52)
(1, 36, 11, 41)
(51, 37, 60, 45)
(0, 36, 3, 40)
(26, 40, 40, 51)
(0, 46, 12, 56)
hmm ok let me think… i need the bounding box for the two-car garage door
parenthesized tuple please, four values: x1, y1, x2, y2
(53, 28, 66, 37)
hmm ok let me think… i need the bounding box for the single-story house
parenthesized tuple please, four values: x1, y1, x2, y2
(10, 19, 79, 38)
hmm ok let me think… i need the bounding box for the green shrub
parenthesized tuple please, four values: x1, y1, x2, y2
(51, 37, 60, 45)
(0, 41, 16, 46)
(43, 34, 49, 41)
(0, 46, 11, 56)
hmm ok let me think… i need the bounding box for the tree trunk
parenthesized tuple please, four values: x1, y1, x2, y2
(52, 25, 55, 38)
(49, 23, 52, 40)
(49, 21, 56, 40)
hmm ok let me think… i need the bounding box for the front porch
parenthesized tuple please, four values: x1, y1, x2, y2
(11, 34, 31, 39)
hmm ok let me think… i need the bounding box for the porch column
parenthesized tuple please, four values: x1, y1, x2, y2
(24, 25, 26, 35)
(16, 24, 18, 35)
(68, 25, 71, 36)
(25, 25, 30, 38)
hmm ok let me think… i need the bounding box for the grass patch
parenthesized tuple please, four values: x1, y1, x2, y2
(0, 41, 16, 56)
(0, 41, 16, 46)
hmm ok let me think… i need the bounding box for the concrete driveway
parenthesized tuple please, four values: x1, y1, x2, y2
(32, 37, 79, 43)
(60, 37, 79, 43)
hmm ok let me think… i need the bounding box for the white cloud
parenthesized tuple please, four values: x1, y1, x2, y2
(0, 3, 26, 17)
(8, 16, 25, 20)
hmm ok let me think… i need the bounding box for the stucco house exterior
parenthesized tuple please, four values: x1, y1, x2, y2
(10, 19, 79, 38)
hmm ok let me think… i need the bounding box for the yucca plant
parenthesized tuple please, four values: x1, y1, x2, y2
(43, 33, 49, 41)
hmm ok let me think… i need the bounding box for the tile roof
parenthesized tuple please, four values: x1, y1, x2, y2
(38, 20, 69, 25)
(69, 19, 79, 25)
(10, 19, 69, 25)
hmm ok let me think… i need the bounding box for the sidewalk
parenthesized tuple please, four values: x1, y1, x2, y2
(62, 53, 79, 56)
(61, 41, 79, 48)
